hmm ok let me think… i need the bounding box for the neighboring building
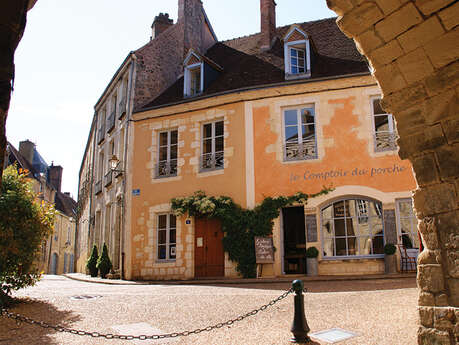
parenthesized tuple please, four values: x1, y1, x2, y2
(5, 140, 77, 275)
(76, 0, 217, 278)
(78, 0, 419, 280)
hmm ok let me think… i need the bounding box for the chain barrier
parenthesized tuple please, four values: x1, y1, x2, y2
(1, 288, 300, 340)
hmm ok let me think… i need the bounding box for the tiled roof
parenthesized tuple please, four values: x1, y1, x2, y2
(55, 191, 77, 218)
(6, 142, 38, 178)
(140, 17, 369, 110)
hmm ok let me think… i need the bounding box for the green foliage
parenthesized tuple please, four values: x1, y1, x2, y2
(306, 246, 319, 258)
(172, 188, 332, 278)
(86, 245, 99, 277)
(96, 243, 112, 278)
(384, 243, 396, 255)
(0, 166, 55, 306)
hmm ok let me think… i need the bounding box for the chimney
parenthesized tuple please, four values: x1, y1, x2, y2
(260, 0, 276, 51)
(177, 0, 208, 53)
(19, 140, 35, 165)
(151, 13, 173, 40)
(48, 163, 63, 192)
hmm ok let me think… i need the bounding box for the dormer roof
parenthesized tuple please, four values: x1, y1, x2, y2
(139, 17, 369, 111)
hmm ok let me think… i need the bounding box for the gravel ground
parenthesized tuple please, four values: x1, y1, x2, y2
(0, 275, 418, 345)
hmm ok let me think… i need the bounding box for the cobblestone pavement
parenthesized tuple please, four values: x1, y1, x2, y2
(0, 275, 417, 345)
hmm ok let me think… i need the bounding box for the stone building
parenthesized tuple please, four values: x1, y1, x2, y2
(78, 0, 423, 281)
(76, 0, 217, 277)
(5, 140, 77, 275)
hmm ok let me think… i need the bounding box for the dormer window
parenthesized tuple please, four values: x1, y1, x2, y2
(183, 49, 222, 98)
(183, 51, 203, 97)
(284, 26, 311, 79)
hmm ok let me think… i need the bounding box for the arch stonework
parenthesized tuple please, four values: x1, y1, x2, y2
(326, 1, 458, 344)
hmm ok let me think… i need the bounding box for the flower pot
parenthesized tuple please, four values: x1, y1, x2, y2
(306, 257, 318, 276)
(384, 254, 397, 274)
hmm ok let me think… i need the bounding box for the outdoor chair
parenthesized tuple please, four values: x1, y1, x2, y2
(398, 243, 417, 272)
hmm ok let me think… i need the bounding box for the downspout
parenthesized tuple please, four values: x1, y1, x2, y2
(120, 53, 136, 279)
(88, 114, 97, 269)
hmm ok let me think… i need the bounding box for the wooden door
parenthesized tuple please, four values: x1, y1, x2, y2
(195, 218, 224, 278)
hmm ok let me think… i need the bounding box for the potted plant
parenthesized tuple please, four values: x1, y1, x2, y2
(86, 244, 99, 277)
(306, 246, 319, 276)
(96, 243, 112, 279)
(384, 243, 397, 274)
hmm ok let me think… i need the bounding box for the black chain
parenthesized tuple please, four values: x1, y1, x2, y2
(1, 288, 296, 340)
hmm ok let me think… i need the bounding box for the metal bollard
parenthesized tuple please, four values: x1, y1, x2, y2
(290, 280, 311, 344)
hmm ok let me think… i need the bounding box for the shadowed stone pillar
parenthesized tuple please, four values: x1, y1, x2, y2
(326, 0, 458, 344)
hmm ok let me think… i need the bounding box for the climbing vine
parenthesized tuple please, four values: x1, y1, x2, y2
(171, 188, 332, 278)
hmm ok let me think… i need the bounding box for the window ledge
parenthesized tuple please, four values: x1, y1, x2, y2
(197, 168, 224, 178)
(285, 71, 311, 80)
(155, 259, 176, 264)
(320, 255, 384, 261)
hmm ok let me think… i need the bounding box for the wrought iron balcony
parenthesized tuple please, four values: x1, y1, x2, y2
(374, 132, 398, 152)
(106, 111, 116, 133)
(201, 151, 224, 171)
(104, 170, 113, 187)
(118, 98, 127, 119)
(284, 140, 317, 161)
(94, 180, 102, 195)
(156, 159, 178, 178)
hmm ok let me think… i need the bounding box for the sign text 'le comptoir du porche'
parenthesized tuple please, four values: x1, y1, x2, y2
(290, 164, 408, 182)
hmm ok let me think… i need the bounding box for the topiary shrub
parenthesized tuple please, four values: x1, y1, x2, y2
(306, 246, 319, 258)
(86, 245, 99, 277)
(96, 243, 112, 279)
(384, 243, 396, 255)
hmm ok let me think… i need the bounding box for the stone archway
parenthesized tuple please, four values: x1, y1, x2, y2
(325, 1, 458, 344)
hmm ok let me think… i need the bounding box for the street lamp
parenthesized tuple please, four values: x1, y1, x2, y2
(109, 155, 124, 174)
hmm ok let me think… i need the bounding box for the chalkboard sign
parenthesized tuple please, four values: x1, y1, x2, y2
(254, 237, 274, 264)
(305, 214, 318, 242)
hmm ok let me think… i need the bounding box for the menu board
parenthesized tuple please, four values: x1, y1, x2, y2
(305, 214, 318, 242)
(254, 237, 274, 264)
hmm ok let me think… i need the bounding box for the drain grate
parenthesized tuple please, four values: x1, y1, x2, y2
(309, 328, 359, 343)
(69, 295, 102, 301)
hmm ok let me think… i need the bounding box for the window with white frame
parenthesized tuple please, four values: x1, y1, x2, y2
(184, 64, 203, 97)
(371, 96, 397, 152)
(284, 28, 311, 78)
(283, 106, 317, 161)
(157, 129, 178, 178)
(157, 214, 176, 261)
(321, 198, 384, 258)
(396, 199, 419, 249)
(201, 120, 224, 171)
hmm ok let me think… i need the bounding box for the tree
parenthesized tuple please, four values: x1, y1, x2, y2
(96, 243, 112, 279)
(0, 166, 55, 306)
(86, 244, 99, 277)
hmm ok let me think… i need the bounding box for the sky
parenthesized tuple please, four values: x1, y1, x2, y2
(8, 0, 336, 198)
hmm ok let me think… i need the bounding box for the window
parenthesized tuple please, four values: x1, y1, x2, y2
(290, 47, 306, 74)
(184, 64, 203, 97)
(283, 106, 317, 161)
(371, 96, 397, 152)
(396, 199, 419, 249)
(284, 27, 311, 78)
(201, 120, 224, 171)
(157, 130, 178, 178)
(157, 214, 176, 261)
(321, 198, 384, 258)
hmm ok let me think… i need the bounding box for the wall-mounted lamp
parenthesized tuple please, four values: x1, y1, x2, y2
(109, 155, 124, 174)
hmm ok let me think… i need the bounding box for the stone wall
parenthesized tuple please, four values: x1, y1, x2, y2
(326, 0, 458, 344)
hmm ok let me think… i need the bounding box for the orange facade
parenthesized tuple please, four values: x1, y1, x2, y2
(128, 76, 417, 280)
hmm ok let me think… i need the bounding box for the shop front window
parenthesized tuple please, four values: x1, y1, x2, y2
(396, 199, 419, 249)
(321, 198, 384, 258)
